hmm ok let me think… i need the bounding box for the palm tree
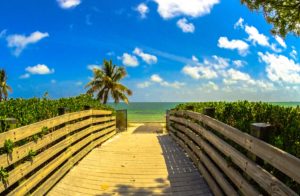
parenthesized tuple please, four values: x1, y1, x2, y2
(85, 60, 132, 104)
(0, 69, 12, 101)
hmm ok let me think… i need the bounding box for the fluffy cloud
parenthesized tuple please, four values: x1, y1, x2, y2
(201, 81, 219, 91)
(153, 0, 219, 19)
(233, 60, 247, 68)
(210, 55, 230, 69)
(258, 52, 300, 84)
(136, 3, 149, 18)
(274, 35, 287, 48)
(19, 73, 30, 79)
(7, 31, 49, 56)
(182, 65, 217, 79)
(121, 53, 139, 67)
(87, 64, 101, 71)
(57, 0, 81, 9)
(245, 25, 269, 47)
(137, 81, 152, 88)
(176, 18, 195, 33)
(133, 48, 158, 64)
(150, 74, 185, 88)
(290, 48, 297, 60)
(234, 17, 244, 29)
(217, 37, 249, 56)
(192, 55, 199, 62)
(25, 64, 54, 75)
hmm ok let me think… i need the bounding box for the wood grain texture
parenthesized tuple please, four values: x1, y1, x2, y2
(48, 125, 212, 196)
(179, 110, 300, 185)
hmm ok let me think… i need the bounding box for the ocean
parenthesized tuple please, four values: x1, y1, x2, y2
(109, 102, 300, 122)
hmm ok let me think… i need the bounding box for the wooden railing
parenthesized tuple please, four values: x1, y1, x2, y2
(167, 110, 300, 196)
(0, 109, 116, 195)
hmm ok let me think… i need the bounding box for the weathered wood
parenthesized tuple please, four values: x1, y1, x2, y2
(173, 122, 259, 196)
(170, 115, 298, 196)
(0, 118, 93, 168)
(178, 110, 300, 185)
(169, 130, 224, 196)
(0, 122, 115, 193)
(7, 126, 116, 195)
(176, 130, 238, 196)
(32, 130, 116, 196)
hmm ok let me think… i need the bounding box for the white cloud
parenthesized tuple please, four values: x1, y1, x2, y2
(6, 31, 49, 56)
(153, 0, 219, 19)
(150, 74, 185, 88)
(136, 3, 149, 18)
(137, 81, 152, 88)
(274, 35, 287, 48)
(192, 55, 199, 62)
(19, 73, 30, 79)
(210, 55, 230, 69)
(225, 68, 252, 82)
(0, 29, 7, 38)
(258, 52, 300, 84)
(151, 74, 163, 83)
(290, 49, 298, 60)
(121, 53, 139, 67)
(176, 18, 195, 33)
(87, 64, 101, 71)
(76, 81, 83, 86)
(133, 48, 158, 64)
(201, 81, 219, 91)
(245, 25, 269, 47)
(233, 60, 247, 68)
(57, 0, 81, 9)
(182, 65, 217, 79)
(218, 36, 249, 56)
(234, 17, 244, 29)
(25, 64, 54, 75)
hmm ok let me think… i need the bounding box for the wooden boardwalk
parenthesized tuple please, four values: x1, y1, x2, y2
(48, 124, 212, 196)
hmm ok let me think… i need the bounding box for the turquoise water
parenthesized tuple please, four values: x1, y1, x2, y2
(109, 102, 300, 122)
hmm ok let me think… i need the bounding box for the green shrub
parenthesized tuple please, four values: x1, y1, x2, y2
(175, 101, 300, 158)
(0, 94, 113, 130)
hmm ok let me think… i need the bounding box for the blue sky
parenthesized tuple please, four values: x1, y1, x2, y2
(1, 0, 300, 102)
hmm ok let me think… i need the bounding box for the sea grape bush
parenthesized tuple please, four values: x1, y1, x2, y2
(175, 101, 300, 159)
(176, 101, 300, 192)
(0, 94, 113, 132)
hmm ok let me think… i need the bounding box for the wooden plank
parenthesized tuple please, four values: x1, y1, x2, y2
(32, 131, 116, 196)
(92, 110, 113, 116)
(0, 118, 92, 168)
(169, 130, 224, 196)
(7, 126, 116, 196)
(179, 110, 300, 185)
(170, 115, 298, 196)
(0, 110, 92, 144)
(0, 122, 115, 193)
(175, 130, 238, 196)
(173, 123, 259, 196)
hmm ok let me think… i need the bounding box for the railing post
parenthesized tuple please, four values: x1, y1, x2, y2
(83, 105, 91, 110)
(0, 118, 17, 132)
(248, 123, 273, 165)
(203, 107, 215, 118)
(58, 107, 68, 115)
(166, 110, 170, 132)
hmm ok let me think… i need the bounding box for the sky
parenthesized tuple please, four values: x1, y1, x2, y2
(1, 0, 300, 102)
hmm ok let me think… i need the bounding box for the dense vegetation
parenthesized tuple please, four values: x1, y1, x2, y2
(176, 101, 300, 192)
(0, 94, 113, 131)
(176, 101, 300, 159)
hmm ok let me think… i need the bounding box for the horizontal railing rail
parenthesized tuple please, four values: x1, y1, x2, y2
(167, 110, 300, 196)
(0, 109, 116, 195)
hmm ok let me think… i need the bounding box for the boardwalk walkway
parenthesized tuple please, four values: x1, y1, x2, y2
(49, 124, 211, 196)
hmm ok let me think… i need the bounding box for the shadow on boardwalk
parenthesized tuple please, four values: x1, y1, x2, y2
(48, 124, 211, 196)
